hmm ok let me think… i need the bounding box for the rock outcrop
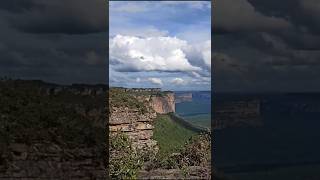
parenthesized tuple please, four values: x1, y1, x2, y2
(213, 100, 262, 129)
(109, 106, 158, 150)
(108, 88, 175, 150)
(0, 79, 106, 179)
(0, 143, 105, 179)
(138, 166, 211, 179)
(149, 92, 175, 114)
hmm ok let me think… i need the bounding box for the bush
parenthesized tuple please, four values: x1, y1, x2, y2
(178, 133, 211, 167)
(147, 133, 211, 170)
(109, 88, 147, 114)
(109, 133, 143, 179)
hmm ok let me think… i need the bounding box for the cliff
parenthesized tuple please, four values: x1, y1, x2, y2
(0, 143, 105, 179)
(108, 87, 211, 179)
(149, 92, 175, 114)
(0, 79, 106, 179)
(109, 106, 158, 150)
(213, 100, 262, 129)
(109, 88, 176, 150)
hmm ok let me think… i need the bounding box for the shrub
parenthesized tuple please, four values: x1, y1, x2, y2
(109, 133, 143, 179)
(178, 133, 211, 168)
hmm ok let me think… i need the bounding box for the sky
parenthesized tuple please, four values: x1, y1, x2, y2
(0, 0, 107, 85)
(109, 1, 211, 91)
(213, 0, 320, 92)
(1, 0, 320, 92)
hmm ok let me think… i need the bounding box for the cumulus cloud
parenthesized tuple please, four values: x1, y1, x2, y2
(201, 40, 211, 68)
(110, 35, 203, 72)
(148, 78, 163, 86)
(171, 78, 186, 85)
(182, 40, 211, 72)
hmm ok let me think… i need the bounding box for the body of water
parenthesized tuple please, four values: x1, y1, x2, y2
(175, 91, 211, 128)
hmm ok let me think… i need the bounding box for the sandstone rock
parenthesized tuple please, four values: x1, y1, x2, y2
(135, 123, 153, 130)
(127, 130, 153, 140)
(109, 124, 135, 132)
(149, 93, 175, 114)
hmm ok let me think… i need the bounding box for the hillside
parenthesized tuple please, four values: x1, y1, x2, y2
(0, 79, 106, 179)
(108, 87, 211, 179)
(153, 114, 196, 156)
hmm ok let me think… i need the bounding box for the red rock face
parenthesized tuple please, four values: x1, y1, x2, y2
(149, 93, 175, 114)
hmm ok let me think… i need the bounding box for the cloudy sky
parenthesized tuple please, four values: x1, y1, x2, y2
(1, 0, 320, 92)
(213, 0, 320, 92)
(109, 1, 211, 91)
(0, 0, 107, 85)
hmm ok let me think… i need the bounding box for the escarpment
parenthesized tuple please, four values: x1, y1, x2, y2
(108, 88, 175, 150)
(109, 106, 158, 150)
(0, 79, 106, 179)
(149, 92, 175, 114)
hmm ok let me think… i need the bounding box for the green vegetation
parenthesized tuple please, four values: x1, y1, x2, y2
(150, 131, 211, 170)
(109, 88, 147, 114)
(152, 114, 196, 156)
(185, 113, 211, 128)
(178, 133, 211, 167)
(149, 115, 212, 170)
(0, 79, 105, 153)
(109, 133, 143, 179)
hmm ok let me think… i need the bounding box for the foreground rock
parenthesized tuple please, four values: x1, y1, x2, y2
(0, 143, 105, 179)
(138, 166, 211, 179)
(109, 87, 175, 151)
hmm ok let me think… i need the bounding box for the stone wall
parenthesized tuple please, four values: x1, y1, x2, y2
(0, 143, 106, 179)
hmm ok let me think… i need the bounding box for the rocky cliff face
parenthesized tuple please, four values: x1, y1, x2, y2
(109, 106, 158, 150)
(0, 80, 106, 179)
(213, 100, 262, 129)
(0, 143, 105, 179)
(149, 93, 175, 114)
(109, 88, 175, 150)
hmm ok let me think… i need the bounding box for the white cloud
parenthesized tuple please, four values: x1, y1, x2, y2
(182, 40, 211, 71)
(191, 71, 201, 78)
(110, 34, 202, 72)
(202, 40, 211, 68)
(136, 77, 141, 83)
(148, 78, 163, 86)
(171, 78, 186, 85)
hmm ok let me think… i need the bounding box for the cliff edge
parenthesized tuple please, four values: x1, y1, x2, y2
(108, 88, 176, 150)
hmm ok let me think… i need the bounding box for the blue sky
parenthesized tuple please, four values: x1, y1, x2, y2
(109, 1, 211, 91)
